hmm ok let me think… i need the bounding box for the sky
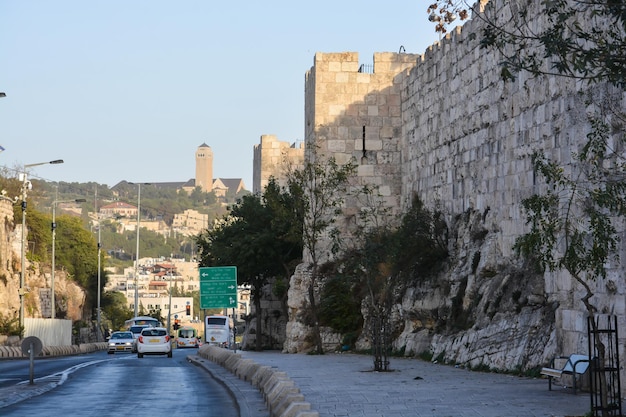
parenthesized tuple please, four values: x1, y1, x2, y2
(0, 1, 450, 189)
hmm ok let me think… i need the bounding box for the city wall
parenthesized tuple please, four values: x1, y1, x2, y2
(400, 0, 625, 353)
(286, 0, 626, 381)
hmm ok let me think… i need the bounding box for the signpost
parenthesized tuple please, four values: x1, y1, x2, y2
(199, 266, 237, 309)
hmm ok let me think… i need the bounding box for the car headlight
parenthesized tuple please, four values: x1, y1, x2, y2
(108, 343, 115, 347)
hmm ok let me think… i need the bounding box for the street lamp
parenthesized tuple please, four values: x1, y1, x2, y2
(128, 182, 149, 317)
(167, 270, 173, 332)
(19, 160, 63, 328)
(95, 188, 102, 340)
(51, 197, 86, 319)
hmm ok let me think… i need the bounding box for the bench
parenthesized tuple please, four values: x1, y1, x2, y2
(540, 354, 590, 394)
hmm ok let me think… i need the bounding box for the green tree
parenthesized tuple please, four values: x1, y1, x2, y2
(101, 291, 133, 331)
(286, 147, 357, 354)
(196, 178, 302, 350)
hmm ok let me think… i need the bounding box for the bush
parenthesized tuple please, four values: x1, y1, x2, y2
(0, 312, 24, 337)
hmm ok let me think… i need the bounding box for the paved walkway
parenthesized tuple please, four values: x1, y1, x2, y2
(236, 350, 591, 417)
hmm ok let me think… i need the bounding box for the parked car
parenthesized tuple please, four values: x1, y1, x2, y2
(107, 331, 136, 354)
(137, 327, 172, 358)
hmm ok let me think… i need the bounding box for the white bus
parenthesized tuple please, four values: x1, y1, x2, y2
(205, 315, 233, 347)
(124, 316, 161, 330)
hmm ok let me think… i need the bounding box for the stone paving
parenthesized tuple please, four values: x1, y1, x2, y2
(236, 350, 591, 417)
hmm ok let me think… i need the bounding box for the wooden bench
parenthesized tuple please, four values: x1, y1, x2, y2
(541, 354, 590, 394)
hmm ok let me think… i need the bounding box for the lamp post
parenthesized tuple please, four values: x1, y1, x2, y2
(128, 182, 149, 317)
(51, 197, 86, 319)
(95, 188, 102, 340)
(19, 160, 64, 328)
(167, 270, 173, 333)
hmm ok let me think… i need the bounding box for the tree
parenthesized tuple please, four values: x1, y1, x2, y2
(101, 291, 133, 331)
(195, 178, 302, 350)
(286, 147, 358, 354)
(332, 192, 448, 370)
(514, 99, 625, 412)
(428, 0, 625, 87)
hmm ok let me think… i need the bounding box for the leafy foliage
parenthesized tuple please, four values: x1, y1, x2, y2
(514, 107, 626, 292)
(318, 275, 362, 335)
(286, 146, 358, 354)
(0, 312, 23, 337)
(427, 1, 469, 34)
(428, 0, 626, 87)
(318, 195, 449, 345)
(195, 178, 303, 350)
(100, 291, 133, 331)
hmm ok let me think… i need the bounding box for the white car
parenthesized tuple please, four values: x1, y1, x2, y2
(137, 327, 172, 358)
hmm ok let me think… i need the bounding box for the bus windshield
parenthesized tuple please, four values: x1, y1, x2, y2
(125, 316, 161, 329)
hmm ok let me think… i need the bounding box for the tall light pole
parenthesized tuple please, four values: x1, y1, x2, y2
(167, 269, 173, 332)
(20, 160, 64, 328)
(95, 188, 102, 340)
(51, 197, 86, 319)
(128, 182, 149, 317)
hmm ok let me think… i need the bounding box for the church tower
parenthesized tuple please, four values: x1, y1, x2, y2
(195, 143, 213, 193)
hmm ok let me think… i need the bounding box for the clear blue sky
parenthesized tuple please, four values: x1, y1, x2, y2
(0, 1, 449, 189)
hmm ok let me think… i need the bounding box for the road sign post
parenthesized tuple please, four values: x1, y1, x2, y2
(199, 266, 237, 309)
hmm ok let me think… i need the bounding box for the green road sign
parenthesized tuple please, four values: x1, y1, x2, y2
(199, 266, 237, 309)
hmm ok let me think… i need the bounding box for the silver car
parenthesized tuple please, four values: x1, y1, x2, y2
(107, 331, 135, 354)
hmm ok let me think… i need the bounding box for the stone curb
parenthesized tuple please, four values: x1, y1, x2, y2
(197, 345, 319, 417)
(0, 342, 108, 359)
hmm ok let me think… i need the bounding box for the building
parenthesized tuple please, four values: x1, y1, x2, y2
(172, 209, 209, 236)
(195, 143, 213, 193)
(99, 201, 138, 219)
(252, 134, 305, 194)
(112, 143, 246, 197)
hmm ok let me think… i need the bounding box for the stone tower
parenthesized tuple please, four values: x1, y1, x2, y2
(252, 134, 305, 194)
(195, 143, 213, 193)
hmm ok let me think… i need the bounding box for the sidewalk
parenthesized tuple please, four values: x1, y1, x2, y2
(235, 350, 591, 417)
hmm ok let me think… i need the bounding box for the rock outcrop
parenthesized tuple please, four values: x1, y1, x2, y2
(0, 200, 86, 325)
(285, 208, 556, 372)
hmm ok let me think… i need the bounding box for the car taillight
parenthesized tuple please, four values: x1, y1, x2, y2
(138, 336, 143, 343)
(165, 335, 170, 342)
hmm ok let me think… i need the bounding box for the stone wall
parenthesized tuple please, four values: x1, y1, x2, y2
(285, 0, 626, 383)
(400, 0, 624, 359)
(253, 134, 305, 194)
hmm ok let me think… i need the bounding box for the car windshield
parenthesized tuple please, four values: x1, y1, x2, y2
(179, 329, 195, 338)
(130, 326, 147, 335)
(142, 329, 167, 337)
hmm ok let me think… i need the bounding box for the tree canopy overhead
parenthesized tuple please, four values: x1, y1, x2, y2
(428, 0, 626, 87)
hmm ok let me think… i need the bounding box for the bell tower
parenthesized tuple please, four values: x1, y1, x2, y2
(195, 143, 213, 192)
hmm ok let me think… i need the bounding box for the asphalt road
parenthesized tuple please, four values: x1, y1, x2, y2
(0, 349, 240, 417)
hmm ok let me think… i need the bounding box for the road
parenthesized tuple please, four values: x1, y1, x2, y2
(0, 348, 239, 417)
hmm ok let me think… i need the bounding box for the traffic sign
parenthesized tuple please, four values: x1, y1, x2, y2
(199, 266, 237, 309)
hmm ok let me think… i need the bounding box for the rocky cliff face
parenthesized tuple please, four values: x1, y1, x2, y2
(285, 208, 557, 372)
(0, 201, 86, 325)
